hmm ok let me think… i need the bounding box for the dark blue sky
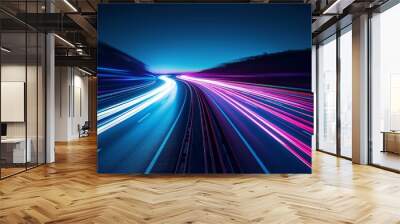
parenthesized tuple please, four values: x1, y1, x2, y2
(99, 4, 311, 74)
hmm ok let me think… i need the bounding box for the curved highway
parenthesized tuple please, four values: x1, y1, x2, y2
(98, 71, 313, 174)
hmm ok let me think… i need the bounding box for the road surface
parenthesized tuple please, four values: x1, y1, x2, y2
(98, 71, 313, 174)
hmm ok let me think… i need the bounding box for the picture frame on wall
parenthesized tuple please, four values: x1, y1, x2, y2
(97, 3, 313, 174)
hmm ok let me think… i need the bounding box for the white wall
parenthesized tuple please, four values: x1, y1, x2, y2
(55, 67, 89, 141)
(72, 73, 89, 138)
(1, 65, 26, 139)
(1, 64, 26, 82)
(1, 63, 46, 164)
(55, 66, 69, 141)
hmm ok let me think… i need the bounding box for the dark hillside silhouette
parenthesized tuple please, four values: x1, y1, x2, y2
(98, 43, 150, 76)
(191, 49, 311, 90)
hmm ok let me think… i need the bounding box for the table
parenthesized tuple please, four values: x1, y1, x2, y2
(1, 138, 32, 163)
(382, 131, 400, 154)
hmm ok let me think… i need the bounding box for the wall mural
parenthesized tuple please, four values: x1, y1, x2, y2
(97, 4, 313, 174)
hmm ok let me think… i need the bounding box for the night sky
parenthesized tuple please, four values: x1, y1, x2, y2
(98, 4, 311, 74)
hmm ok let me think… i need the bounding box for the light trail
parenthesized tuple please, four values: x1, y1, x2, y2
(98, 76, 174, 121)
(213, 88, 311, 167)
(178, 74, 312, 168)
(98, 76, 176, 135)
(178, 75, 313, 112)
(98, 72, 312, 173)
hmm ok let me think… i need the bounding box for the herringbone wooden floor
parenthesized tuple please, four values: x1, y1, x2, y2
(1, 136, 400, 224)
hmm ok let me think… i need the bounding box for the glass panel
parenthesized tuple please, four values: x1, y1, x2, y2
(1, 30, 27, 177)
(27, 30, 38, 169)
(318, 36, 337, 154)
(38, 33, 45, 165)
(371, 4, 400, 171)
(339, 28, 352, 158)
(0, 1, 46, 178)
(26, 0, 39, 169)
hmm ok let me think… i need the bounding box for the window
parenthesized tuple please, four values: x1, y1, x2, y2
(317, 36, 337, 154)
(339, 27, 352, 158)
(370, 3, 400, 171)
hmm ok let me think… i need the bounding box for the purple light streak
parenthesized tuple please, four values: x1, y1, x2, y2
(178, 74, 313, 168)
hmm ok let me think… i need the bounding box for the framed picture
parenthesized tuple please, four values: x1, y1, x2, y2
(97, 4, 312, 174)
